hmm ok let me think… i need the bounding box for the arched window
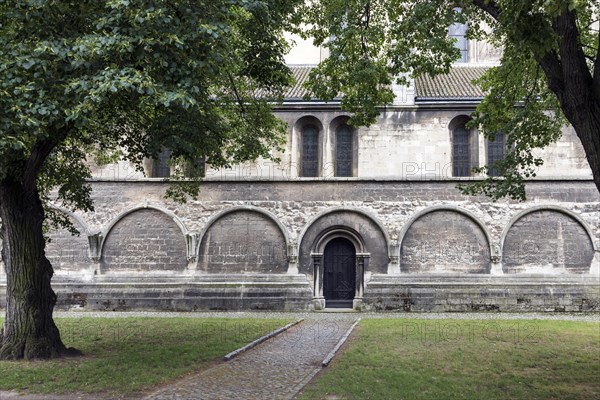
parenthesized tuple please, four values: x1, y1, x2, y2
(301, 124, 319, 177)
(452, 124, 471, 177)
(152, 148, 171, 177)
(449, 20, 468, 63)
(487, 133, 506, 177)
(335, 124, 354, 177)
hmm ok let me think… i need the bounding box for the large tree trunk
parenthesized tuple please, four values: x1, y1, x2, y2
(0, 178, 80, 359)
(564, 100, 600, 196)
(537, 7, 600, 195)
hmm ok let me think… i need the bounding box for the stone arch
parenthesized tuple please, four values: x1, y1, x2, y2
(197, 206, 288, 274)
(501, 206, 596, 274)
(100, 205, 188, 273)
(448, 114, 471, 132)
(399, 206, 492, 273)
(45, 206, 91, 271)
(314, 227, 366, 254)
(299, 208, 390, 278)
(328, 115, 352, 133)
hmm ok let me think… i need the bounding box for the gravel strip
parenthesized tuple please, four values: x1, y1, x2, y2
(52, 310, 600, 322)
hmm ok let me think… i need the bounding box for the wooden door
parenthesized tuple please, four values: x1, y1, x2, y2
(323, 238, 356, 308)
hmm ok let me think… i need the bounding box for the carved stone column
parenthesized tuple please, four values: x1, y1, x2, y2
(490, 242, 503, 275)
(186, 232, 199, 272)
(591, 246, 600, 275)
(354, 253, 370, 309)
(87, 232, 102, 275)
(287, 243, 299, 274)
(387, 243, 400, 275)
(311, 253, 325, 310)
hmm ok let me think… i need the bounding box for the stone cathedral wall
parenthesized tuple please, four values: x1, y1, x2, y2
(0, 103, 599, 312)
(2, 179, 597, 312)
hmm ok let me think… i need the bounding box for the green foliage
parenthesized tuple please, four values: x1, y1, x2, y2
(0, 0, 298, 214)
(294, 0, 599, 199)
(460, 43, 565, 200)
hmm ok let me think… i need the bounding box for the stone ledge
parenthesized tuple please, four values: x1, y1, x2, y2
(368, 274, 600, 286)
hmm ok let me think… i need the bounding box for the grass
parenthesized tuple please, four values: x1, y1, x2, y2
(299, 319, 600, 400)
(0, 317, 290, 397)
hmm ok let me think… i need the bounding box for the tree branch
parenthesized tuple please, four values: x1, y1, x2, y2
(471, 0, 500, 20)
(228, 72, 247, 116)
(22, 138, 58, 192)
(361, 2, 371, 58)
(21, 125, 70, 192)
(533, 50, 564, 100)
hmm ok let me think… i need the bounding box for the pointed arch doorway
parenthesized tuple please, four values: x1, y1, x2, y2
(323, 237, 356, 308)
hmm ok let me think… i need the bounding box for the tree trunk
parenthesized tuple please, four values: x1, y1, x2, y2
(540, 7, 600, 196)
(565, 100, 600, 196)
(0, 178, 81, 359)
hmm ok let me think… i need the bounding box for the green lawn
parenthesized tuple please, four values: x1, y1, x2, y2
(299, 319, 600, 400)
(0, 317, 290, 397)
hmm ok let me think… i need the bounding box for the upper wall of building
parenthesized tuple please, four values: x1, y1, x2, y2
(88, 104, 593, 181)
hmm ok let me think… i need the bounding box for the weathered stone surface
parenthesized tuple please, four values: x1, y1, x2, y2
(298, 210, 389, 277)
(101, 209, 187, 272)
(45, 216, 90, 271)
(30, 275, 314, 311)
(364, 275, 600, 312)
(503, 210, 594, 274)
(400, 210, 490, 273)
(198, 210, 287, 274)
(3, 179, 592, 313)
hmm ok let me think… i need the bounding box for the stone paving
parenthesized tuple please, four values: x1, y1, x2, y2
(144, 316, 358, 400)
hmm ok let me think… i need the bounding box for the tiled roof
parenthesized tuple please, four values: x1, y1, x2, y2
(414, 66, 486, 100)
(285, 65, 314, 100)
(286, 65, 487, 102)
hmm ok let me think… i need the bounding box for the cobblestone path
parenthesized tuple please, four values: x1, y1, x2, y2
(145, 316, 357, 400)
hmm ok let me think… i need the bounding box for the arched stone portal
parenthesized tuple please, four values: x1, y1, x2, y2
(299, 209, 388, 310)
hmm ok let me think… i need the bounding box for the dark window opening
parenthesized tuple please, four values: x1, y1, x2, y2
(335, 124, 354, 177)
(152, 148, 171, 177)
(453, 126, 470, 177)
(487, 133, 506, 177)
(184, 156, 206, 178)
(301, 124, 319, 177)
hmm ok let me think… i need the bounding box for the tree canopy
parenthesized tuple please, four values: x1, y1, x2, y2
(294, 0, 600, 200)
(0, 0, 298, 359)
(1, 0, 298, 207)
